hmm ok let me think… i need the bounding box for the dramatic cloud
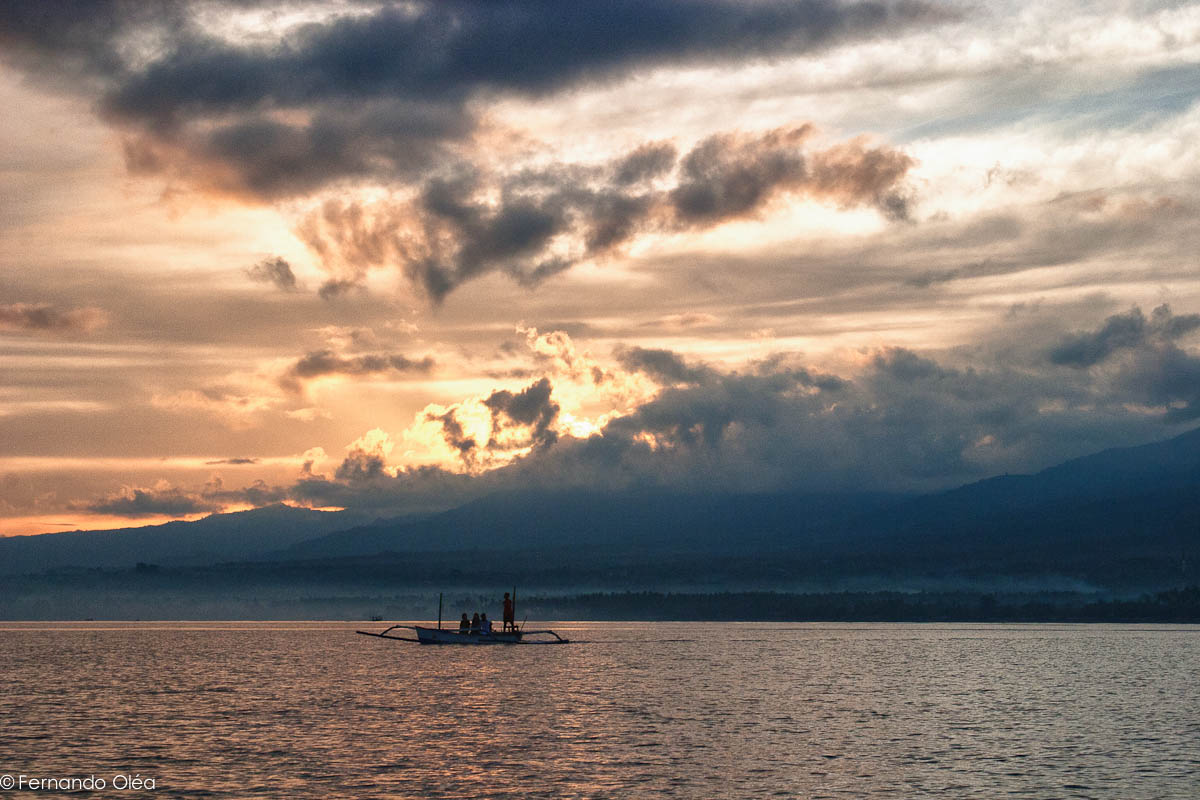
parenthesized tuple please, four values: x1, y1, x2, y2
(289, 462, 481, 516)
(423, 376, 562, 468)
(244, 256, 298, 292)
(671, 127, 913, 223)
(1119, 344, 1200, 422)
(120, 100, 474, 200)
(1050, 305, 1200, 368)
(6, 1, 1200, 537)
(299, 126, 916, 301)
(333, 429, 394, 483)
(1047, 305, 1200, 422)
(531, 345, 1189, 491)
(612, 141, 678, 186)
(483, 377, 560, 448)
(0, 303, 106, 334)
(0, 0, 937, 199)
(67, 475, 291, 520)
(250, 339, 1179, 515)
(50, 315, 1200, 526)
(616, 346, 713, 385)
(281, 349, 435, 391)
(75, 483, 221, 518)
(431, 410, 478, 463)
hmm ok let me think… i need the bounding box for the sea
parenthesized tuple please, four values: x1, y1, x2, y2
(1, 622, 1197, 799)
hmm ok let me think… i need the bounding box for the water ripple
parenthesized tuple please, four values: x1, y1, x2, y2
(0, 622, 1197, 798)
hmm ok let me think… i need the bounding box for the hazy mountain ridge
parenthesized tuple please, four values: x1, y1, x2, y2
(3, 427, 1198, 590)
(274, 488, 904, 560)
(847, 426, 1200, 557)
(278, 426, 1200, 579)
(0, 504, 369, 575)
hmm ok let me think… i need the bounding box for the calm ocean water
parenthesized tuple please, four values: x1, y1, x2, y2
(1, 622, 1197, 799)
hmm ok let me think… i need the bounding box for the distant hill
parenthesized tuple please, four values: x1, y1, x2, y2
(0, 504, 371, 575)
(272, 426, 1200, 588)
(273, 489, 902, 560)
(4, 427, 1198, 591)
(852, 425, 1200, 560)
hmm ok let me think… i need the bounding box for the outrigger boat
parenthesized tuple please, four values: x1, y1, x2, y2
(357, 624, 569, 645)
(355, 591, 570, 645)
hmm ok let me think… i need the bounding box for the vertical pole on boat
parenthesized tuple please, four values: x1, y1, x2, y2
(438, 592, 443, 630)
(512, 586, 517, 630)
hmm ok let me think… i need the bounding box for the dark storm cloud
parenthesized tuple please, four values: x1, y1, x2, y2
(1119, 343, 1200, 422)
(1046, 305, 1200, 422)
(1050, 305, 1200, 367)
(616, 346, 713, 385)
(0, 1, 190, 81)
(668, 127, 915, 225)
(529, 343, 1180, 491)
(99, 0, 934, 116)
(0, 0, 938, 199)
(334, 449, 387, 482)
(298, 326, 1200, 514)
(670, 127, 809, 222)
(3, 2, 928, 302)
(120, 101, 474, 200)
(202, 476, 289, 506)
(430, 410, 478, 463)
(612, 141, 678, 185)
(483, 377, 559, 447)
(100, 324, 1200, 520)
(0, 302, 106, 334)
(281, 349, 434, 391)
(300, 128, 917, 301)
(68, 476, 291, 520)
(422, 378, 561, 468)
(407, 172, 572, 296)
(289, 463, 482, 515)
(245, 256, 298, 291)
(871, 347, 949, 381)
(75, 484, 221, 518)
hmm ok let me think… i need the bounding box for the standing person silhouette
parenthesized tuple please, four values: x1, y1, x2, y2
(502, 592, 515, 632)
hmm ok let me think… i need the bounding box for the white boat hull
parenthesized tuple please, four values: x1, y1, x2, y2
(356, 624, 568, 645)
(414, 626, 523, 644)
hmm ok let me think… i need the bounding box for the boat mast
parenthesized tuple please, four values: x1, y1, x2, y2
(437, 592, 443, 630)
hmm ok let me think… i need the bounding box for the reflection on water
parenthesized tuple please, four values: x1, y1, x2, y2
(1, 622, 1198, 798)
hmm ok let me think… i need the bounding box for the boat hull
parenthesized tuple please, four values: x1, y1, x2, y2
(414, 626, 523, 645)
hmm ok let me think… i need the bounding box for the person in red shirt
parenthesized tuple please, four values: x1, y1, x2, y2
(502, 592, 515, 632)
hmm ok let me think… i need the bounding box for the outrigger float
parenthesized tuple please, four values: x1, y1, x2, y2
(356, 591, 570, 645)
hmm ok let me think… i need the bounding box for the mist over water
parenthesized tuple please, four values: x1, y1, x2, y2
(2, 622, 1197, 799)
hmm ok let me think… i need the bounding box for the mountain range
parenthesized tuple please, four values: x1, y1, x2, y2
(3, 426, 1199, 592)
(0, 504, 369, 575)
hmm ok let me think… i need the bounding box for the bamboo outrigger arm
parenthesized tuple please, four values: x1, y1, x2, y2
(354, 624, 570, 645)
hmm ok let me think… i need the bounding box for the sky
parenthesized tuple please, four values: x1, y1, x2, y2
(1, 0, 1199, 536)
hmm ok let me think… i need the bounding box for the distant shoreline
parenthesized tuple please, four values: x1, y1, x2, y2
(3, 588, 1198, 623)
(518, 588, 1200, 624)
